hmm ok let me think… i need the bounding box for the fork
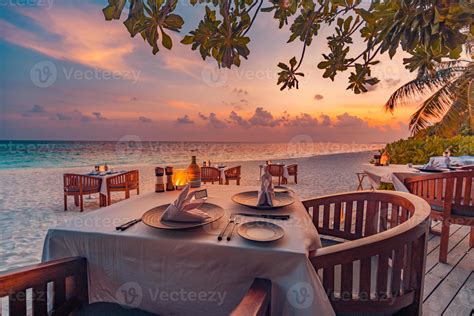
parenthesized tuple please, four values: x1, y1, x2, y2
(218, 214, 235, 241)
(227, 216, 240, 241)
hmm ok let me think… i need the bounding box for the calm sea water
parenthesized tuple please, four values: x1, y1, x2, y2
(0, 140, 383, 169)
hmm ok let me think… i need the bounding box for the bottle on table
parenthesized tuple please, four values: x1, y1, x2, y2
(187, 156, 201, 188)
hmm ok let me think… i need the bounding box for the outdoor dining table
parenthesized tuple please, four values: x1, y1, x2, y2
(362, 163, 425, 192)
(86, 170, 127, 196)
(42, 185, 334, 315)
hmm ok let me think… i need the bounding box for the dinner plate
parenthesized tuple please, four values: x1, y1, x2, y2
(142, 203, 224, 230)
(231, 191, 294, 210)
(274, 186, 291, 193)
(238, 221, 285, 242)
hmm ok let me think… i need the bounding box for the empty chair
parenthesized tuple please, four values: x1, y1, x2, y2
(286, 164, 298, 184)
(201, 166, 221, 184)
(405, 170, 474, 263)
(64, 174, 102, 212)
(303, 191, 431, 315)
(106, 170, 140, 205)
(225, 166, 241, 185)
(267, 164, 284, 185)
(0, 256, 271, 316)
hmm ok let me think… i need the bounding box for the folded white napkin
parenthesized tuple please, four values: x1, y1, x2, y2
(161, 185, 210, 222)
(257, 167, 275, 207)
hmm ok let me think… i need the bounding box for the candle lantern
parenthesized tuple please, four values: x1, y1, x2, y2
(374, 154, 381, 166)
(155, 167, 165, 193)
(380, 151, 390, 166)
(173, 169, 188, 190)
(165, 166, 175, 191)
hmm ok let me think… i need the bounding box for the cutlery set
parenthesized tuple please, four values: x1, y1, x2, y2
(116, 218, 141, 231)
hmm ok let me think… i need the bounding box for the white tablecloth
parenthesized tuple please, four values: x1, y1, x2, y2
(362, 164, 422, 192)
(42, 185, 333, 315)
(87, 171, 127, 195)
(428, 156, 474, 167)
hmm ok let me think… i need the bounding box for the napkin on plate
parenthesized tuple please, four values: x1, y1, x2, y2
(257, 166, 275, 207)
(161, 184, 210, 222)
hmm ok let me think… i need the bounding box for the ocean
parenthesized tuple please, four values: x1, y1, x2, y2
(0, 140, 383, 170)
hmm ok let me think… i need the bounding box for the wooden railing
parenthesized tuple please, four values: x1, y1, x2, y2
(0, 257, 88, 316)
(303, 191, 431, 315)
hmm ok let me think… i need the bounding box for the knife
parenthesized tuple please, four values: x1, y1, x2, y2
(235, 213, 290, 220)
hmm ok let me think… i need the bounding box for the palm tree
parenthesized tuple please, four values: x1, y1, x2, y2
(385, 37, 473, 137)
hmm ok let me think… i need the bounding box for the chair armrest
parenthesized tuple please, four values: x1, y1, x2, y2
(230, 278, 271, 316)
(0, 257, 88, 316)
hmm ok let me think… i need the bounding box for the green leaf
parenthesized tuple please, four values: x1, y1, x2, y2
(181, 35, 194, 45)
(161, 30, 172, 49)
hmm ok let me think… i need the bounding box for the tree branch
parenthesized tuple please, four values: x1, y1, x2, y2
(242, 0, 263, 36)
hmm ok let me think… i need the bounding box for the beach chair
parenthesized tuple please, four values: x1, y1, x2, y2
(106, 170, 140, 205)
(303, 191, 431, 315)
(63, 174, 102, 212)
(405, 170, 474, 263)
(225, 166, 241, 185)
(286, 164, 298, 184)
(267, 164, 284, 185)
(201, 166, 222, 184)
(0, 257, 271, 316)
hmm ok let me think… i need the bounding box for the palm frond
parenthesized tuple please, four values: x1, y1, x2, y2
(384, 68, 460, 112)
(409, 79, 459, 135)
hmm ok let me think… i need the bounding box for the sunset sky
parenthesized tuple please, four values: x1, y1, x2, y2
(0, 0, 421, 143)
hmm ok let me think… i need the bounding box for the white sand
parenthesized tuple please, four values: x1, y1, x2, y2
(0, 151, 374, 272)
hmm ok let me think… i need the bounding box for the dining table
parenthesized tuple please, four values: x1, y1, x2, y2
(42, 185, 334, 315)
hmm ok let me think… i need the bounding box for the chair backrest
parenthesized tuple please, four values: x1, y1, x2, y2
(225, 166, 241, 177)
(459, 164, 474, 171)
(303, 191, 431, 315)
(287, 164, 298, 175)
(201, 167, 220, 181)
(267, 164, 284, 177)
(64, 174, 101, 193)
(405, 170, 474, 216)
(107, 170, 139, 188)
(0, 257, 88, 316)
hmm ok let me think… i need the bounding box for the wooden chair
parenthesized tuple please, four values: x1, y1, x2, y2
(106, 170, 140, 205)
(0, 257, 271, 316)
(303, 191, 431, 315)
(286, 164, 298, 184)
(267, 164, 284, 185)
(225, 166, 241, 185)
(201, 166, 222, 184)
(64, 174, 102, 212)
(405, 170, 474, 263)
(459, 164, 474, 171)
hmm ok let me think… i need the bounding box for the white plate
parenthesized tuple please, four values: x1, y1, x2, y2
(238, 221, 285, 242)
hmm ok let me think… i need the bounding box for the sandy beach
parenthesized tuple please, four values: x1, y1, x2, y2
(0, 151, 374, 272)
